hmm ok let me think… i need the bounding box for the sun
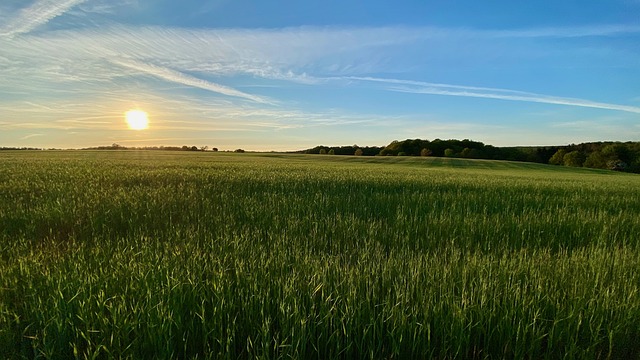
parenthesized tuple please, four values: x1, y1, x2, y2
(125, 110, 149, 130)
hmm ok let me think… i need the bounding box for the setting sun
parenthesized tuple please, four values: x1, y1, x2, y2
(125, 110, 149, 130)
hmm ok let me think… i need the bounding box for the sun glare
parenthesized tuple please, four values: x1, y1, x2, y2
(125, 110, 149, 130)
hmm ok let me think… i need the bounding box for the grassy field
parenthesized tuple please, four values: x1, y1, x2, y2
(1, 151, 639, 359)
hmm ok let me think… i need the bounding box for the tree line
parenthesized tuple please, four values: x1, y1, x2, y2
(5, 139, 639, 173)
(0, 147, 44, 151)
(299, 139, 640, 173)
(83, 144, 219, 152)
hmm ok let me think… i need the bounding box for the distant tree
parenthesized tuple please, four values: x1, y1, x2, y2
(631, 153, 640, 173)
(354, 148, 363, 156)
(319, 148, 327, 155)
(182, 145, 189, 151)
(200, 146, 208, 151)
(469, 148, 485, 159)
(378, 140, 402, 156)
(602, 144, 631, 163)
(563, 151, 585, 167)
(583, 151, 607, 169)
(212, 147, 219, 152)
(328, 149, 335, 155)
(359, 146, 384, 156)
(549, 149, 567, 165)
(398, 151, 406, 156)
(190, 146, 198, 151)
(234, 149, 245, 153)
(420, 148, 432, 157)
(444, 148, 456, 157)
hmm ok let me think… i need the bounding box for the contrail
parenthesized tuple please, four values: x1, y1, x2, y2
(0, 0, 87, 37)
(344, 76, 640, 114)
(390, 87, 640, 114)
(111, 58, 272, 104)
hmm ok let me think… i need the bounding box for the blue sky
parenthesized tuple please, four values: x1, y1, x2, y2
(1, 0, 639, 150)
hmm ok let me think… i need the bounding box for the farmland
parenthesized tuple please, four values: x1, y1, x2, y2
(1, 151, 639, 359)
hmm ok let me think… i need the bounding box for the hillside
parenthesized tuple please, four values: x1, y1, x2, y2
(298, 139, 640, 173)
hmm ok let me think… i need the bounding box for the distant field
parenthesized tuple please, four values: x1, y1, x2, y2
(1, 151, 639, 359)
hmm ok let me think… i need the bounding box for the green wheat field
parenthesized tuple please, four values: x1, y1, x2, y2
(1, 151, 639, 359)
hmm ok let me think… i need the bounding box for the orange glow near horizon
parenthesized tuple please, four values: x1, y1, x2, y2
(125, 110, 149, 130)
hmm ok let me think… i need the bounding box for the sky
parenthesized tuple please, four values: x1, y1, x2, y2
(1, 0, 639, 151)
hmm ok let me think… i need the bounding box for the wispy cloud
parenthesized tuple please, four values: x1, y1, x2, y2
(0, 0, 87, 37)
(0, 85, 393, 135)
(1, 23, 637, 119)
(20, 133, 44, 140)
(110, 57, 272, 104)
(0, 24, 414, 102)
(342, 77, 640, 114)
(491, 24, 640, 38)
(391, 87, 640, 114)
(76, 0, 139, 16)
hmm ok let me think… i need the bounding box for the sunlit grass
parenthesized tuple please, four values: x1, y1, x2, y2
(1, 151, 639, 359)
